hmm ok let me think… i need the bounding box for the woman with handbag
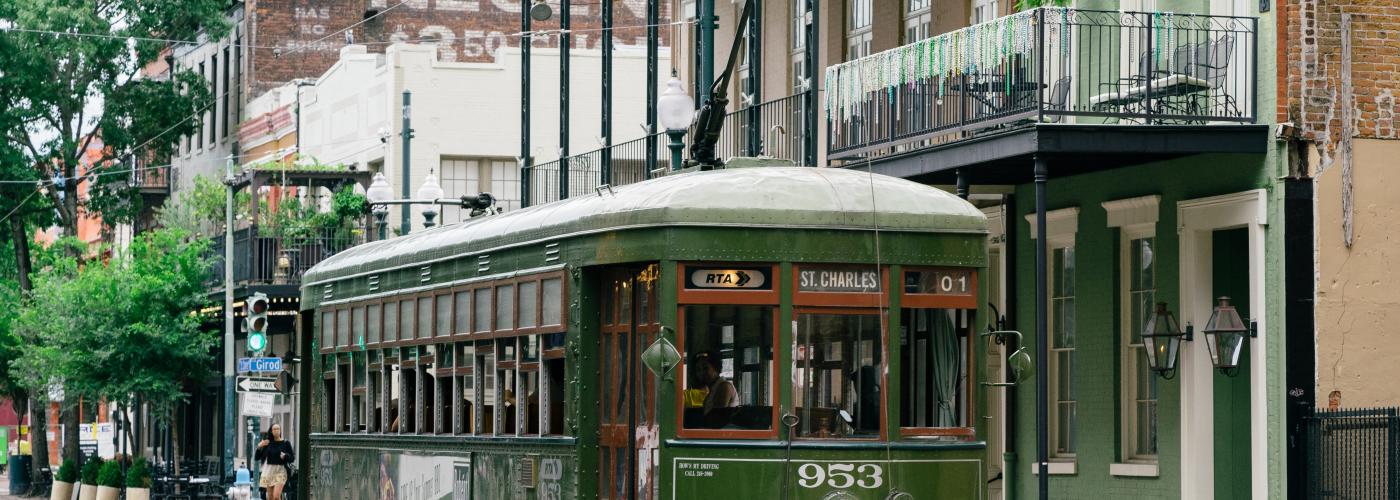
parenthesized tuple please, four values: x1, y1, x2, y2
(255, 423, 295, 500)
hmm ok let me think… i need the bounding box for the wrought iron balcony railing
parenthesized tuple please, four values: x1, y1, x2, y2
(208, 223, 367, 288)
(525, 93, 808, 206)
(825, 8, 1258, 160)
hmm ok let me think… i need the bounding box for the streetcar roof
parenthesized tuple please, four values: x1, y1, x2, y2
(302, 166, 986, 286)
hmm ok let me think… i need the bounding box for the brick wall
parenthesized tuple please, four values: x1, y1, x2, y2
(1279, 0, 1400, 164)
(244, 0, 670, 96)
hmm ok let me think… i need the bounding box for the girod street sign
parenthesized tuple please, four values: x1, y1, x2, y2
(237, 357, 283, 373)
(236, 376, 278, 393)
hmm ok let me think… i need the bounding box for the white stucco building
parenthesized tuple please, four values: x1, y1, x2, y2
(262, 42, 669, 230)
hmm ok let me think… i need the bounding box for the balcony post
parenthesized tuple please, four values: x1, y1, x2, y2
(560, 0, 570, 200)
(645, 0, 659, 178)
(602, 0, 613, 184)
(1034, 156, 1049, 500)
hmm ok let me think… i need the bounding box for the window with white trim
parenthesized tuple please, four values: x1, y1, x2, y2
(1027, 207, 1078, 463)
(1122, 230, 1158, 462)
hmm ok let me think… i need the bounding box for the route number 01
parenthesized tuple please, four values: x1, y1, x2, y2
(796, 463, 884, 489)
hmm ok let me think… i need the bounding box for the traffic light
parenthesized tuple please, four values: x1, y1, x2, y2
(246, 293, 269, 354)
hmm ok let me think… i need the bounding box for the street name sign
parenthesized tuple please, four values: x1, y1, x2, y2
(237, 376, 278, 393)
(238, 357, 283, 373)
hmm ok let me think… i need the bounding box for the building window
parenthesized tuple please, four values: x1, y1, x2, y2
(972, 0, 999, 24)
(905, 0, 933, 43)
(207, 55, 216, 146)
(222, 46, 231, 139)
(1123, 233, 1157, 462)
(1050, 245, 1076, 458)
(439, 158, 520, 223)
(846, 0, 873, 60)
(794, 312, 881, 439)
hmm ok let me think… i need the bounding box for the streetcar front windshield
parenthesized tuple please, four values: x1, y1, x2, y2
(794, 313, 883, 439)
(681, 305, 775, 431)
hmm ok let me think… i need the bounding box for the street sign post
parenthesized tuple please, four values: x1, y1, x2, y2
(237, 357, 283, 373)
(236, 376, 278, 393)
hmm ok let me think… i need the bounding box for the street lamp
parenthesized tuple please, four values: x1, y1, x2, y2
(657, 73, 696, 171)
(1202, 296, 1256, 376)
(1141, 302, 1191, 380)
(417, 169, 445, 228)
(366, 172, 393, 240)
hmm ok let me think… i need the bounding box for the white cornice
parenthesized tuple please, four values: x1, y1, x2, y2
(1024, 207, 1080, 239)
(1102, 194, 1161, 228)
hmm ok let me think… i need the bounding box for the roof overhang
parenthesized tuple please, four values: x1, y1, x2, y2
(843, 123, 1270, 185)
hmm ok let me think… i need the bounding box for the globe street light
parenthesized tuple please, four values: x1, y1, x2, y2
(366, 172, 393, 240)
(417, 169, 445, 228)
(657, 73, 696, 171)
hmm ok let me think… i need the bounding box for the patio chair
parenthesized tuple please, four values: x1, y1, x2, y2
(1044, 76, 1073, 123)
(1191, 35, 1240, 117)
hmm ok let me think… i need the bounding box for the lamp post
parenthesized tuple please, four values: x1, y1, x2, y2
(657, 74, 696, 171)
(417, 169, 445, 228)
(1202, 296, 1256, 376)
(366, 172, 393, 240)
(1141, 302, 1191, 380)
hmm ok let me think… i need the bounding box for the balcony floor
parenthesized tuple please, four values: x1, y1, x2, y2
(840, 123, 1269, 185)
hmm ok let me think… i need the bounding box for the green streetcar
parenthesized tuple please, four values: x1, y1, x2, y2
(299, 161, 992, 499)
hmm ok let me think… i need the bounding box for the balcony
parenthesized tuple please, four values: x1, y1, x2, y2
(209, 224, 367, 288)
(525, 93, 808, 205)
(825, 8, 1266, 181)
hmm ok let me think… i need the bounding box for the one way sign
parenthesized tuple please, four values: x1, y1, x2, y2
(236, 376, 278, 393)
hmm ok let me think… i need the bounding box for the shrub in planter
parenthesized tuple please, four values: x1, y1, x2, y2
(125, 458, 152, 500)
(51, 458, 78, 500)
(78, 457, 103, 500)
(95, 460, 123, 500)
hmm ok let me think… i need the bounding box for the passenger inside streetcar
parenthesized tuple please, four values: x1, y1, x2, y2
(682, 305, 775, 431)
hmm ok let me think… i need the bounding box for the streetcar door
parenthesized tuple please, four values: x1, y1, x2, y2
(599, 266, 660, 500)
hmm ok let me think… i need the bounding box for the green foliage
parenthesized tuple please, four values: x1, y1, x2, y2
(0, 0, 230, 231)
(332, 185, 370, 221)
(96, 460, 122, 488)
(81, 457, 103, 485)
(13, 228, 216, 415)
(125, 457, 151, 489)
(259, 185, 366, 247)
(250, 154, 349, 172)
(56, 458, 78, 483)
(1015, 0, 1070, 9)
(188, 175, 251, 231)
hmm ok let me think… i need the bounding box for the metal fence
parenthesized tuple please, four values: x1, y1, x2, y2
(525, 93, 809, 206)
(208, 224, 366, 287)
(1305, 407, 1400, 499)
(826, 7, 1258, 160)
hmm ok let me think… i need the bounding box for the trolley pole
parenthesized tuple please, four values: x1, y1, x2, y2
(601, 0, 613, 184)
(401, 90, 413, 236)
(222, 156, 236, 480)
(559, 0, 570, 200)
(1034, 157, 1049, 500)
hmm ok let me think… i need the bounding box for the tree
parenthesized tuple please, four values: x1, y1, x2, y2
(13, 229, 217, 463)
(0, 0, 231, 462)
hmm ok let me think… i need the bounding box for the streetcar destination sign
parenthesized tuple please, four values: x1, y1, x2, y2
(798, 267, 881, 293)
(685, 266, 771, 290)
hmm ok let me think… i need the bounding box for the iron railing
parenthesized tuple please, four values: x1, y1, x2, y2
(525, 94, 809, 206)
(1305, 407, 1400, 499)
(208, 223, 366, 287)
(826, 8, 1258, 161)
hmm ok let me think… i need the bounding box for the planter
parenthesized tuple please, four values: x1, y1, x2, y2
(94, 485, 120, 500)
(49, 480, 73, 500)
(125, 487, 150, 500)
(77, 483, 98, 500)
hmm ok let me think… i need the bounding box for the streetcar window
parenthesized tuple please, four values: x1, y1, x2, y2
(545, 357, 566, 435)
(479, 341, 495, 434)
(681, 305, 775, 432)
(421, 353, 435, 434)
(518, 281, 538, 329)
(337, 308, 351, 347)
(520, 368, 541, 436)
(354, 352, 367, 432)
(418, 296, 433, 339)
(541, 278, 563, 326)
(794, 312, 883, 439)
(401, 354, 417, 433)
(436, 294, 452, 338)
(352, 306, 365, 347)
(320, 311, 333, 350)
(384, 301, 399, 342)
(368, 304, 382, 344)
(495, 285, 515, 331)
(474, 288, 491, 333)
(900, 308, 970, 432)
(400, 299, 416, 341)
(456, 342, 475, 434)
(323, 366, 336, 432)
(455, 291, 471, 334)
(368, 359, 382, 433)
(338, 360, 352, 432)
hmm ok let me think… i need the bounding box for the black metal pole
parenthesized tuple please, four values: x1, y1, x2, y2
(698, 0, 715, 104)
(400, 90, 412, 235)
(1034, 157, 1049, 500)
(521, 9, 532, 207)
(1003, 192, 1019, 456)
(645, 0, 659, 178)
(802, 0, 818, 167)
(956, 169, 970, 199)
(601, 0, 613, 184)
(744, 1, 761, 156)
(560, 0, 570, 200)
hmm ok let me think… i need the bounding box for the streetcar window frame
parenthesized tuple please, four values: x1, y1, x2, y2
(898, 267, 979, 439)
(790, 265, 890, 441)
(675, 263, 782, 440)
